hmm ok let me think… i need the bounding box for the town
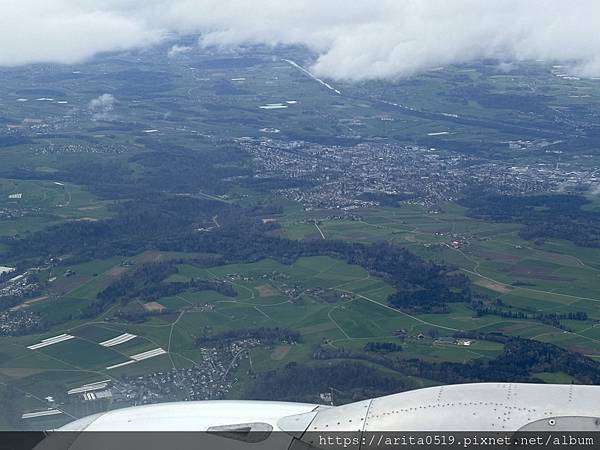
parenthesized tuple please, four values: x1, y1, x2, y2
(239, 137, 598, 210)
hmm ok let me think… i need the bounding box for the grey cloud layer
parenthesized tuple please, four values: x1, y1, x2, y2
(3, 0, 600, 80)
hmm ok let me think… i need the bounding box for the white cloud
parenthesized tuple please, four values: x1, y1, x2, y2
(3, 1, 600, 81)
(89, 93, 116, 120)
(0, 1, 162, 66)
(167, 45, 193, 58)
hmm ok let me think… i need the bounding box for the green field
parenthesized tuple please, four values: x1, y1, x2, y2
(278, 202, 600, 358)
(3, 235, 594, 426)
(0, 253, 512, 428)
(0, 179, 111, 237)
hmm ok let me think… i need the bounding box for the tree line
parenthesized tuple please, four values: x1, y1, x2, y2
(84, 262, 236, 318)
(461, 191, 600, 248)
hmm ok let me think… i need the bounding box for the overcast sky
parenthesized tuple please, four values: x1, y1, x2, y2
(2, 0, 600, 80)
